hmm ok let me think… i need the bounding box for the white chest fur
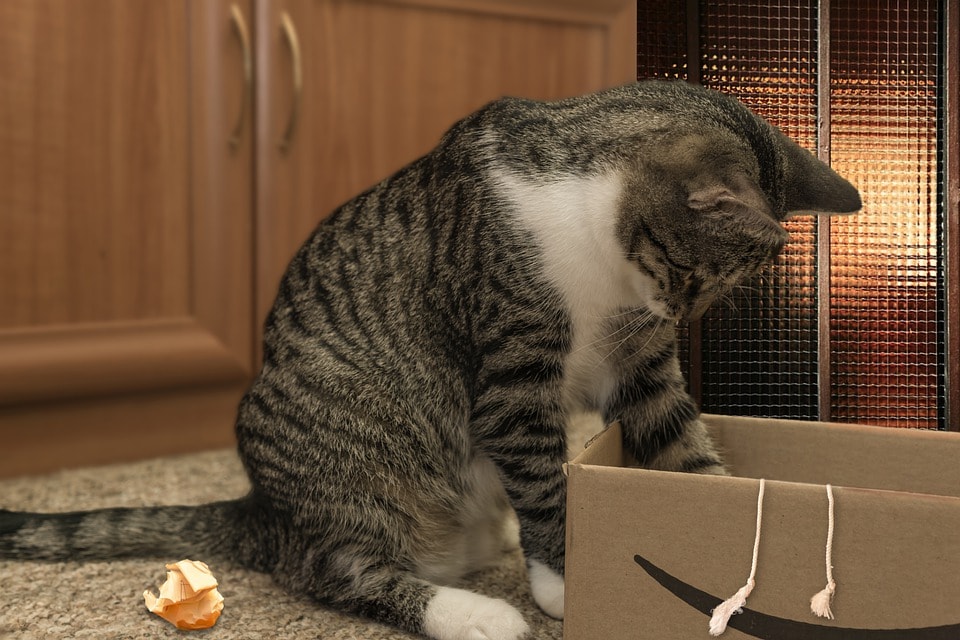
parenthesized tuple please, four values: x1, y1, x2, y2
(489, 167, 657, 456)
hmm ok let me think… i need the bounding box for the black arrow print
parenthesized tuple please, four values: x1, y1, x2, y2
(633, 554, 960, 639)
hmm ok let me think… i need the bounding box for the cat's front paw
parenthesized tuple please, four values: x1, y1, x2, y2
(423, 586, 529, 640)
(527, 559, 564, 619)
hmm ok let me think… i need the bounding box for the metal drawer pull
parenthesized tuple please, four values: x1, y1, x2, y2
(228, 4, 252, 152)
(279, 11, 302, 154)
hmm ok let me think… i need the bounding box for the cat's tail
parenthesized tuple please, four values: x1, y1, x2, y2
(0, 495, 275, 566)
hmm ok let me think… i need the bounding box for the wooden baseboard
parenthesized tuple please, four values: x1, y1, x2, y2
(0, 383, 247, 478)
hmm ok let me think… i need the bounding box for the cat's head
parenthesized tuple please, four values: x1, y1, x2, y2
(617, 84, 861, 321)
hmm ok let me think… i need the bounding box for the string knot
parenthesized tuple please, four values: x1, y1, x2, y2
(810, 580, 836, 619)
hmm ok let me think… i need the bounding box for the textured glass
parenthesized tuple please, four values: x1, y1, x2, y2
(829, 1, 943, 428)
(637, 0, 946, 428)
(696, 0, 821, 419)
(636, 3, 690, 81)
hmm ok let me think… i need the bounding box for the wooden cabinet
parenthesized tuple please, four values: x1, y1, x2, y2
(0, 0, 634, 477)
(0, 0, 255, 476)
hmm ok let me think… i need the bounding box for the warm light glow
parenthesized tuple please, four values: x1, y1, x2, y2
(829, 1, 941, 428)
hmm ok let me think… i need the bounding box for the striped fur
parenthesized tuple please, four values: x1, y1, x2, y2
(1, 81, 860, 639)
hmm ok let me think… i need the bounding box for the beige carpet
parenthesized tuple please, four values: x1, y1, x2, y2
(0, 449, 563, 640)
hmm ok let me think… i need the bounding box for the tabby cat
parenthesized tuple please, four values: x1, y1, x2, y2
(1, 80, 861, 639)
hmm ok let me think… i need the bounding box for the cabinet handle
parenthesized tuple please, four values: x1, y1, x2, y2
(228, 4, 253, 152)
(279, 11, 302, 154)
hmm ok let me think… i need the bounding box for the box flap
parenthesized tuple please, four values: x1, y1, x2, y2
(568, 422, 625, 468)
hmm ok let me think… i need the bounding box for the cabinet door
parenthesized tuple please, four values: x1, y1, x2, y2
(255, 0, 636, 335)
(0, 0, 255, 476)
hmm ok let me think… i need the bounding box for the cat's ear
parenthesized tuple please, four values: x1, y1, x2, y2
(777, 130, 862, 217)
(687, 172, 775, 222)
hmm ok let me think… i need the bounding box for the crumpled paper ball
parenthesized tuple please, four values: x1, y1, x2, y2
(143, 559, 224, 630)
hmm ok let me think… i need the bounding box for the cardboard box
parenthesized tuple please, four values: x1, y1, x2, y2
(564, 414, 960, 640)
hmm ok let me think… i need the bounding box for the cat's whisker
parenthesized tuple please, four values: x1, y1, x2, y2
(593, 306, 653, 321)
(570, 323, 636, 356)
(719, 294, 740, 313)
(594, 331, 639, 365)
(569, 309, 658, 356)
(621, 317, 668, 365)
(594, 313, 660, 365)
(731, 285, 768, 303)
(575, 323, 639, 357)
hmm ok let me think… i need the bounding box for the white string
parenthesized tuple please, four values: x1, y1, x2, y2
(748, 478, 765, 583)
(708, 478, 765, 636)
(825, 484, 835, 585)
(810, 484, 837, 619)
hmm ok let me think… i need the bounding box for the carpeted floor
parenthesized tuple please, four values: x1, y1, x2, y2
(0, 449, 563, 640)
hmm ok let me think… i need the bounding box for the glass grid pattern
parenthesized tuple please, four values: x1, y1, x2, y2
(637, 0, 946, 428)
(636, 3, 694, 378)
(636, 2, 689, 82)
(829, 1, 943, 428)
(696, 0, 821, 419)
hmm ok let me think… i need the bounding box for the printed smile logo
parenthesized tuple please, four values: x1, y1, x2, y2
(633, 554, 960, 639)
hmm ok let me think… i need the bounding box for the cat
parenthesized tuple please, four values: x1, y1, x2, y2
(1, 80, 860, 640)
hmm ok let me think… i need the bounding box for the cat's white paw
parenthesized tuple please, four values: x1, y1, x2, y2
(423, 586, 529, 640)
(527, 559, 564, 619)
